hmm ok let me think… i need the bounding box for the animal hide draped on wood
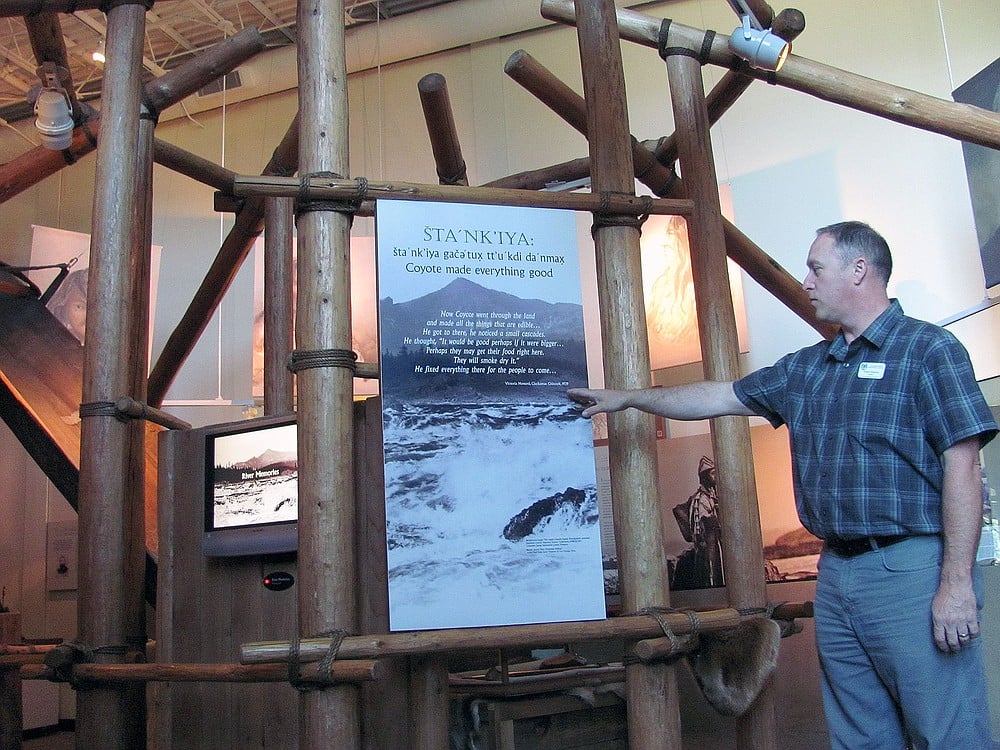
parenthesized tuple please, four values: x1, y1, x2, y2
(685, 617, 781, 717)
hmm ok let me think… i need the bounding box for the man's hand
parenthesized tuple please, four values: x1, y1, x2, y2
(932, 578, 980, 653)
(567, 388, 630, 418)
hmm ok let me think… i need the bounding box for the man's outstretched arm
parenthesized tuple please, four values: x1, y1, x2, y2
(568, 381, 754, 420)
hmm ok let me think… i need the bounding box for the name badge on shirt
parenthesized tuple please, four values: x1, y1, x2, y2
(858, 362, 886, 379)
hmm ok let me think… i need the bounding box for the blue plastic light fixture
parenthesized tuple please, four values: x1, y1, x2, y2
(729, 14, 790, 72)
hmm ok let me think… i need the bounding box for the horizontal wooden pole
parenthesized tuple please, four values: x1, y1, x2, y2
(20, 659, 381, 684)
(450, 664, 625, 697)
(154, 139, 237, 193)
(114, 397, 191, 430)
(632, 601, 814, 663)
(540, 0, 1000, 150)
(241, 609, 741, 664)
(232, 175, 694, 217)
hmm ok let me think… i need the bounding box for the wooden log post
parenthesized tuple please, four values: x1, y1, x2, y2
(540, 0, 1000, 150)
(294, 0, 361, 746)
(147, 114, 298, 406)
(263, 196, 296, 414)
(417, 73, 469, 186)
(74, 2, 147, 747)
(573, 1, 681, 748)
(661, 27, 777, 750)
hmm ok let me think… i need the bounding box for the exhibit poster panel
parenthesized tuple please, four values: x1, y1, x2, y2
(376, 199, 605, 631)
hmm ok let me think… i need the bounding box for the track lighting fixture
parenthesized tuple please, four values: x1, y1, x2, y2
(33, 88, 74, 150)
(728, 14, 790, 72)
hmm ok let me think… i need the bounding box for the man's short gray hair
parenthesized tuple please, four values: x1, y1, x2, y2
(816, 220, 893, 284)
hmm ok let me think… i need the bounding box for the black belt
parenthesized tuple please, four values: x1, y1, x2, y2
(824, 534, 910, 558)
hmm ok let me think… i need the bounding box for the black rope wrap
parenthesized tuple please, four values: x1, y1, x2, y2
(590, 192, 652, 238)
(43, 642, 129, 690)
(100, 0, 155, 12)
(658, 19, 715, 64)
(139, 101, 159, 125)
(60, 148, 76, 165)
(287, 630, 348, 692)
(286, 348, 358, 374)
(79, 400, 127, 422)
(295, 173, 368, 220)
(437, 163, 468, 186)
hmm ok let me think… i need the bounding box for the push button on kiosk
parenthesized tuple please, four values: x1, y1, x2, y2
(262, 571, 295, 591)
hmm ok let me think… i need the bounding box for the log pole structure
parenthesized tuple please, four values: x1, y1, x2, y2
(18, 660, 381, 684)
(0, 25, 265, 205)
(412, 73, 466, 748)
(147, 114, 298, 406)
(417, 73, 469, 186)
(263, 194, 296, 414)
(294, 0, 360, 746)
(661, 22, 776, 750)
(153, 138, 238, 193)
(496, 50, 835, 340)
(241, 607, 742, 663)
(74, 1, 149, 746)
(233, 174, 692, 216)
(540, 0, 1000, 150)
(573, 1, 680, 747)
(504, 50, 676, 196)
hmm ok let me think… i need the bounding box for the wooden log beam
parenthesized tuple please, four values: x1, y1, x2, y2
(771, 8, 806, 41)
(114, 396, 192, 430)
(19, 659, 381, 684)
(729, 0, 774, 29)
(146, 114, 299, 407)
(75, 3, 147, 746)
(663, 28, 776, 749)
(241, 608, 741, 664)
(294, 0, 360, 745)
(153, 139, 237, 193)
(505, 49, 676, 196)
(540, 0, 1000, 150)
(232, 174, 693, 216)
(497, 50, 837, 340)
(262, 196, 295, 414)
(449, 664, 626, 697)
(633, 600, 814, 662)
(417, 73, 469, 186)
(0, 25, 265, 205)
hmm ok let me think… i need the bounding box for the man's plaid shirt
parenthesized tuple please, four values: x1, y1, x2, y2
(734, 300, 997, 539)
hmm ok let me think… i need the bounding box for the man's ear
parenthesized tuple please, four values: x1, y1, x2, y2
(852, 257, 868, 284)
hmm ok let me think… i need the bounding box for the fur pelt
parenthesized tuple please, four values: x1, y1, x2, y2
(686, 617, 781, 717)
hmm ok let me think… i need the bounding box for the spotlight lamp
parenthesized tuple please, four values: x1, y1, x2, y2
(729, 14, 791, 72)
(33, 87, 75, 150)
(92, 39, 106, 64)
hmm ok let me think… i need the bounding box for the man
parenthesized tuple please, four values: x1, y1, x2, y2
(569, 221, 996, 749)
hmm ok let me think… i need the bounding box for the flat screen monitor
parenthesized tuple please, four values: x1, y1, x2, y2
(203, 414, 298, 557)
